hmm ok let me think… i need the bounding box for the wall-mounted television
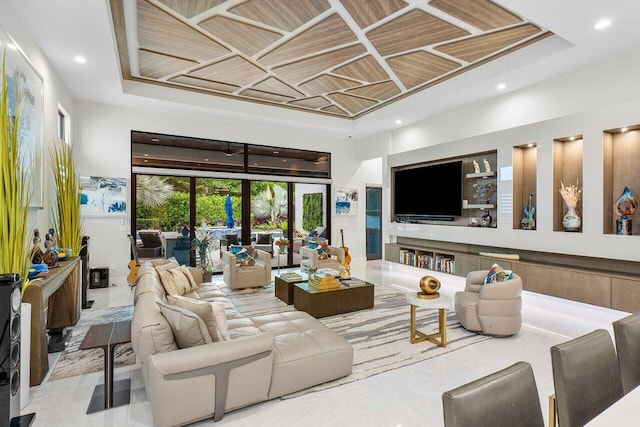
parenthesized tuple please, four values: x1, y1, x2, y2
(393, 161, 463, 221)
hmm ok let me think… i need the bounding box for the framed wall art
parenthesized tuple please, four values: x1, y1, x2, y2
(1, 26, 44, 208)
(79, 176, 127, 217)
(335, 188, 358, 216)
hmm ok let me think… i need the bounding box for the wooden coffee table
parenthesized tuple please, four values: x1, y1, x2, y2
(293, 281, 374, 318)
(275, 272, 308, 304)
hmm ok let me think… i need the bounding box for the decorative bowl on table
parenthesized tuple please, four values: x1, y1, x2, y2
(57, 248, 72, 261)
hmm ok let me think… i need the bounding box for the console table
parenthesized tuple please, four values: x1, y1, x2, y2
(22, 257, 81, 386)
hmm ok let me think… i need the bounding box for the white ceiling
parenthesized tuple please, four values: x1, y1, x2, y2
(8, 0, 640, 139)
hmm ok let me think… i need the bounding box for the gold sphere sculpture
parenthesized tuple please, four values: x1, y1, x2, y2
(418, 276, 441, 299)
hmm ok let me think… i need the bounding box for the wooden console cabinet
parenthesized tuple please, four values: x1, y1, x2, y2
(386, 238, 640, 312)
(23, 257, 81, 385)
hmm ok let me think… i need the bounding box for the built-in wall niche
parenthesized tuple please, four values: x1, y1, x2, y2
(603, 124, 640, 236)
(513, 143, 538, 230)
(553, 135, 583, 232)
(463, 151, 497, 228)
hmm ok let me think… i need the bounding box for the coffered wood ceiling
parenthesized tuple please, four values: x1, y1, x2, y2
(110, 0, 553, 119)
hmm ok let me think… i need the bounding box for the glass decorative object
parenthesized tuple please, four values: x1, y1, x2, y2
(614, 186, 637, 235)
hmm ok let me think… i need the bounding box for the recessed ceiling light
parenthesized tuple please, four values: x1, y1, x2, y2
(283, 159, 287, 162)
(527, 143, 535, 148)
(395, 119, 402, 125)
(204, 158, 209, 161)
(74, 56, 86, 64)
(7, 43, 17, 50)
(143, 153, 149, 157)
(595, 19, 611, 30)
(569, 136, 575, 141)
(621, 127, 628, 133)
(151, 138, 159, 142)
(497, 83, 506, 90)
(143, 159, 148, 163)
(273, 151, 279, 154)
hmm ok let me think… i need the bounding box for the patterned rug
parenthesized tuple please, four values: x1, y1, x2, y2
(222, 283, 492, 398)
(48, 305, 136, 381)
(49, 282, 491, 391)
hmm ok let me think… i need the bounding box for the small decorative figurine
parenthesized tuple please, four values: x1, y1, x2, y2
(483, 158, 492, 173)
(31, 229, 43, 264)
(614, 186, 638, 235)
(473, 160, 480, 174)
(45, 228, 58, 251)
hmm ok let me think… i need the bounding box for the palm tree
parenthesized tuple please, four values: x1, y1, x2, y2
(251, 184, 287, 226)
(136, 175, 173, 207)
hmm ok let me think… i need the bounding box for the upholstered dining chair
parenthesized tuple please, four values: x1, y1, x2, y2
(550, 329, 623, 427)
(613, 312, 640, 394)
(442, 361, 544, 427)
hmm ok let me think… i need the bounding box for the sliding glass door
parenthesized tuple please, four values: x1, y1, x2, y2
(250, 181, 288, 268)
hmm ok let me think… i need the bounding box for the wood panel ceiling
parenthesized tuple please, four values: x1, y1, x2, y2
(110, 0, 553, 119)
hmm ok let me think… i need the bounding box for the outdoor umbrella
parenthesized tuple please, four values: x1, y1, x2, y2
(225, 195, 234, 228)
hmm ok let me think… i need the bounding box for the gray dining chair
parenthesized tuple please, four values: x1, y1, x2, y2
(442, 361, 544, 427)
(550, 329, 623, 427)
(613, 313, 640, 394)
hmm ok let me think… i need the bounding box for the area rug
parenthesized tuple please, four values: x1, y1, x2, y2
(48, 305, 136, 381)
(221, 282, 492, 398)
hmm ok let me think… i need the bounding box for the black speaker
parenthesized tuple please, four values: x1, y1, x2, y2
(0, 273, 21, 427)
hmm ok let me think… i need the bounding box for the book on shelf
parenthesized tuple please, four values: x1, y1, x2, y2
(280, 272, 302, 281)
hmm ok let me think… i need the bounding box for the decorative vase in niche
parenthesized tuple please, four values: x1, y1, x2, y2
(562, 207, 581, 232)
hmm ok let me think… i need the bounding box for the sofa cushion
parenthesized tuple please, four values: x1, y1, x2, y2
(179, 265, 198, 291)
(210, 301, 231, 341)
(158, 302, 212, 349)
(167, 295, 222, 342)
(131, 292, 178, 359)
(151, 257, 177, 267)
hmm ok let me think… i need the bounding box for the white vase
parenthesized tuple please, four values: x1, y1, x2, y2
(562, 207, 581, 232)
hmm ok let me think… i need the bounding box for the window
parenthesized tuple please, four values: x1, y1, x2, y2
(57, 105, 70, 144)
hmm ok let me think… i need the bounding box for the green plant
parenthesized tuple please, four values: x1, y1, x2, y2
(136, 175, 173, 207)
(51, 140, 82, 255)
(302, 193, 323, 231)
(0, 55, 31, 281)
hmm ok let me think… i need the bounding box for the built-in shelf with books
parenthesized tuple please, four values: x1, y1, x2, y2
(399, 248, 456, 274)
(513, 143, 538, 230)
(463, 151, 497, 227)
(603, 124, 640, 235)
(553, 135, 583, 232)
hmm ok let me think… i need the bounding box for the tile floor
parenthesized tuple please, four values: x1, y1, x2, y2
(20, 259, 629, 426)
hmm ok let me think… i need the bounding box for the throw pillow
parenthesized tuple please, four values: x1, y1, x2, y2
(155, 259, 179, 272)
(308, 241, 318, 249)
(483, 263, 514, 284)
(167, 295, 221, 342)
(158, 267, 191, 295)
(179, 265, 198, 292)
(151, 257, 177, 267)
(210, 301, 231, 341)
(256, 233, 271, 244)
(158, 302, 212, 349)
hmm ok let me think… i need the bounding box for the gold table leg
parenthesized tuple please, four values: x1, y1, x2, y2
(409, 305, 447, 347)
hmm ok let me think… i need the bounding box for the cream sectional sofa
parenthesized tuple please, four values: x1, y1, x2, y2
(131, 261, 353, 426)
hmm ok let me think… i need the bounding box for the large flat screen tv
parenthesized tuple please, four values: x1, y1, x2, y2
(394, 161, 463, 220)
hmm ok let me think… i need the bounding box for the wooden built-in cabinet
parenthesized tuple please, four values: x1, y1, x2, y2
(603, 124, 640, 235)
(512, 144, 537, 230)
(553, 135, 583, 232)
(386, 238, 640, 311)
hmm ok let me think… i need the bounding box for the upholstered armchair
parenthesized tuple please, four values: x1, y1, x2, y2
(222, 249, 271, 289)
(454, 270, 523, 336)
(299, 245, 345, 272)
(138, 230, 165, 258)
(219, 233, 240, 258)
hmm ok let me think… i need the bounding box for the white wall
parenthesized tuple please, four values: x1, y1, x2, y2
(73, 101, 369, 276)
(356, 50, 640, 263)
(0, 2, 75, 249)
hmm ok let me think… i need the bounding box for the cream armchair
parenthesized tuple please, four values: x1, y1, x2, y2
(223, 249, 271, 289)
(454, 270, 523, 336)
(300, 245, 345, 272)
